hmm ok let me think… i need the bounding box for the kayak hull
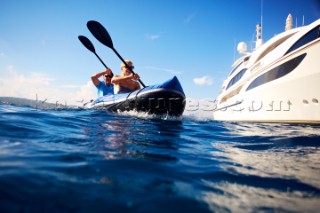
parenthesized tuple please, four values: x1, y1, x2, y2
(87, 76, 186, 116)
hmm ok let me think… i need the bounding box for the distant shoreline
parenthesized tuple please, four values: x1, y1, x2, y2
(0, 96, 78, 109)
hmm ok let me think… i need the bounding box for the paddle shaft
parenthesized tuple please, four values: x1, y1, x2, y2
(86, 20, 146, 88)
(78, 35, 110, 70)
(94, 52, 109, 70)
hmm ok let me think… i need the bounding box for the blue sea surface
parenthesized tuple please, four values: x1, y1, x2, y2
(0, 102, 320, 213)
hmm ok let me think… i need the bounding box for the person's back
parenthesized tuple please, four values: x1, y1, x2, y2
(114, 85, 134, 94)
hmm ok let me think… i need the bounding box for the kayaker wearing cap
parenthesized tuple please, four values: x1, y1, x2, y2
(91, 68, 114, 97)
(111, 60, 141, 94)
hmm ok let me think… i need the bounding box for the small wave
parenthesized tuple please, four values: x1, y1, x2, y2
(223, 122, 320, 138)
(115, 109, 183, 121)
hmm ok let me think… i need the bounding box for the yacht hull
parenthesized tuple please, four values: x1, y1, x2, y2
(213, 25, 320, 124)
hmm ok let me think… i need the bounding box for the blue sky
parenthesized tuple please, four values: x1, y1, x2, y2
(1, 0, 319, 105)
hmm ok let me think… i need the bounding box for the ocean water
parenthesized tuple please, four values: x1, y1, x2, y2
(0, 102, 320, 213)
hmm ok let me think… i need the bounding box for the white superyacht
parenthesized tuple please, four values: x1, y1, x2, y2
(213, 14, 320, 124)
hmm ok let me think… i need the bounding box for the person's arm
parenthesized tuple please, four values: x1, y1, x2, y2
(133, 73, 141, 90)
(111, 74, 133, 84)
(91, 69, 112, 86)
(111, 73, 140, 84)
(134, 82, 141, 90)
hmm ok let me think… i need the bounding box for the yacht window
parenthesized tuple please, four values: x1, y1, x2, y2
(285, 25, 320, 55)
(226, 68, 247, 90)
(246, 53, 306, 91)
(229, 61, 243, 76)
(229, 56, 250, 76)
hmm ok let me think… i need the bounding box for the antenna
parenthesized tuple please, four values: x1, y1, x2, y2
(255, 0, 264, 50)
(233, 38, 236, 61)
(260, 0, 263, 40)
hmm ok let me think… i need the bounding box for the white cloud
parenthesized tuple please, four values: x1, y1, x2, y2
(75, 81, 96, 101)
(146, 33, 161, 40)
(142, 66, 183, 75)
(61, 84, 82, 88)
(193, 76, 214, 86)
(184, 12, 197, 24)
(0, 66, 96, 106)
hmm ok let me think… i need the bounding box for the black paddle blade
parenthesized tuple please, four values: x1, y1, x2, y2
(87, 20, 114, 49)
(78, 35, 96, 53)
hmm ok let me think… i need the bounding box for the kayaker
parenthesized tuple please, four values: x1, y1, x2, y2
(111, 60, 141, 94)
(91, 69, 114, 97)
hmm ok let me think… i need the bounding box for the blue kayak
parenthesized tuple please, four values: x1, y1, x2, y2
(86, 76, 186, 116)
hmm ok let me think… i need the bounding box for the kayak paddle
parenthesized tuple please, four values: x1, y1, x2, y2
(78, 35, 110, 70)
(86, 20, 146, 88)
